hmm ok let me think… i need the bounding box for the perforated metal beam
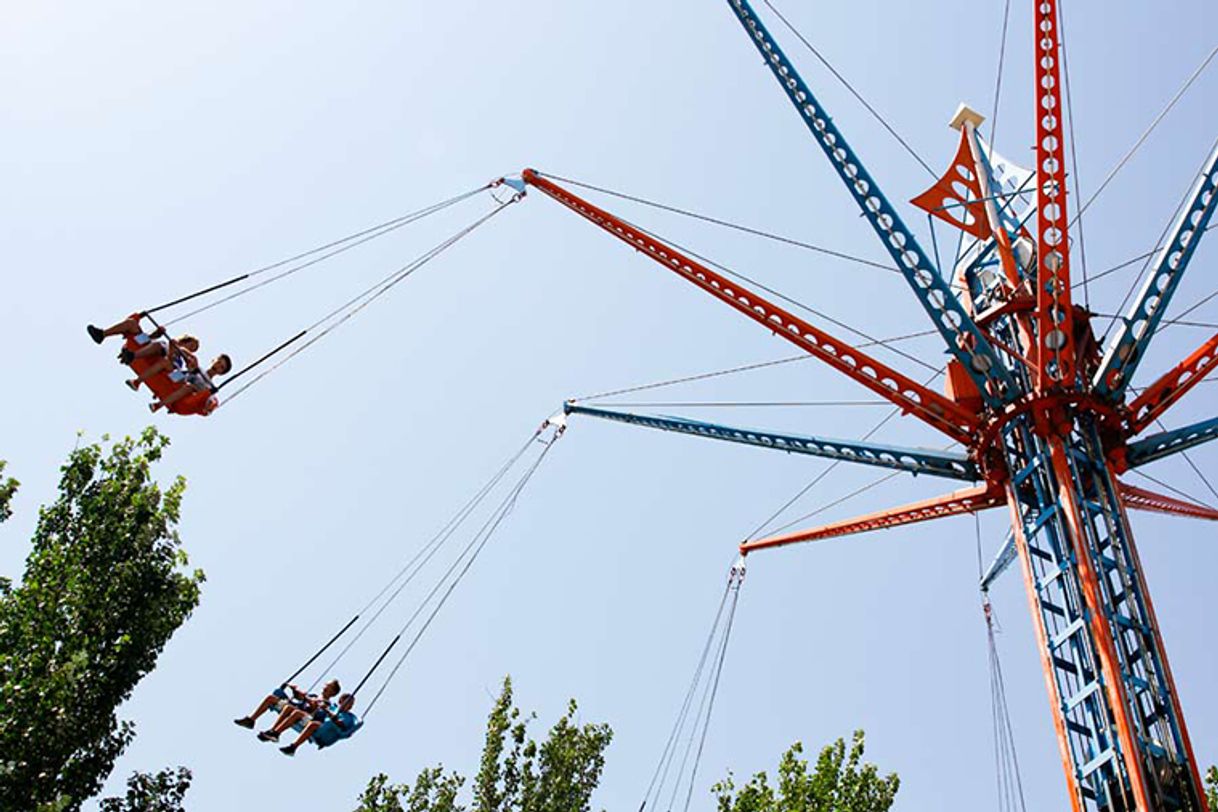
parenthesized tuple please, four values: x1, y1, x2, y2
(1032, 0, 1078, 391)
(1119, 481, 1218, 521)
(565, 402, 979, 480)
(1095, 141, 1218, 399)
(979, 530, 1017, 591)
(1126, 329, 1218, 434)
(523, 170, 980, 443)
(723, 0, 1015, 406)
(1125, 414, 1218, 469)
(741, 484, 1004, 553)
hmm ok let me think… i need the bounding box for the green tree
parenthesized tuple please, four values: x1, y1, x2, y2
(98, 767, 192, 812)
(355, 677, 613, 812)
(358, 770, 465, 812)
(1205, 765, 1216, 809)
(0, 460, 17, 597)
(712, 731, 899, 812)
(0, 460, 17, 525)
(0, 429, 205, 811)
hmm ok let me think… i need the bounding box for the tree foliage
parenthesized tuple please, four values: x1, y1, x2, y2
(1206, 766, 1216, 810)
(0, 460, 17, 596)
(712, 731, 899, 812)
(98, 767, 192, 812)
(0, 429, 204, 811)
(358, 770, 466, 812)
(0, 460, 17, 526)
(355, 677, 613, 812)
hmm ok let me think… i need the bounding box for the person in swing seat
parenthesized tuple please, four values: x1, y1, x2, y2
(125, 333, 201, 391)
(278, 693, 360, 756)
(150, 354, 232, 412)
(87, 315, 151, 347)
(233, 678, 340, 734)
(87, 315, 201, 368)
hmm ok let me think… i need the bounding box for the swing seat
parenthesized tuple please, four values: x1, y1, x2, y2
(122, 334, 217, 416)
(268, 687, 362, 747)
(314, 718, 363, 750)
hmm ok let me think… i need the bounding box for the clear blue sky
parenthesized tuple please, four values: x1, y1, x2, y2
(3, 1, 1216, 809)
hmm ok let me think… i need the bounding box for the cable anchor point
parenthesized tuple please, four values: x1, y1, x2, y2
(493, 175, 528, 204)
(541, 410, 568, 438)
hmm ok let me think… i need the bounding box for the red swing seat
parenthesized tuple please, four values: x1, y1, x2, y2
(120, 320, 217, 416)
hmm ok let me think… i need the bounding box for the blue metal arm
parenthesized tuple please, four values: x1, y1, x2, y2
(565, 402, 978, 481)
(1124, 414, 1218, 469)
(980, 530, 1017, 592)
(1094, 141, 1218, 399)
(723, 0, 1015, 405)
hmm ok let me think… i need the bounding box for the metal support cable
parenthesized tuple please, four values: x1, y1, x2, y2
(220, 198, 517, 405)
(574, 329, 936, 404)
(1129, 468, 1218, 512)
(1071, 223, 1218, 290)
(760, 0, 936, 177)
(305, 431, 540, 691)
(575, 355, 813, 402)
(1070, 43, 1218, 228)
(1179, 451, 1218, 504)
(743, 366, 945, 540)
(158, 185, 489, 325)
(588, 400, 891, 409)
(642, 563, 744, 812)
(1089, 313, 1218, 331)
(212, 330, 307, 393)
(766, 469, 904, 538)
(927, 213, 944, 274)
(988, 0, 1013, 147)
(361, 433, 559, 715)
(625, 216, 941, 374)
(1097, 166, 1198, 344)
(281, 614, 361, 687)
(639, 566, 735, 812)
(1144, 414, 1218, 504)
(1058, 4, 1090, 307)
(1097, 187, 1218, 346)
(246, 398, 534, 697)
(1169, 285, 1218, 325)
(680, 576, 741, 812)
(985, 599, 1028, 812)
(538, 172, 896, 274)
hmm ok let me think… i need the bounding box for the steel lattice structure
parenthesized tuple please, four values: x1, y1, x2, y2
(509, 2, 1218, 809)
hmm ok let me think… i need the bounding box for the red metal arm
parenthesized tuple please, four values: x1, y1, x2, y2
(1032, 0, 1077, 391)
(739, 483, 1004, 554)
(1125, 330, 1218, 434)
(523, 169, 979, 444)
(1118, 481, 1218, 521)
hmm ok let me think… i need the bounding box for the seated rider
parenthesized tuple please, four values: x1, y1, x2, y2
(126, 334, 200, 391)
(88, 315, 150, 347)
(150, 354, 232, 413)
(278, 693, 360, 757)
(88, 315, 203, 384)
(233, 679, 340, 732)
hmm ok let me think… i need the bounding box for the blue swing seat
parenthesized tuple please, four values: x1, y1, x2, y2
(270, 687, 363, 748)
(313, 718, 364, 749)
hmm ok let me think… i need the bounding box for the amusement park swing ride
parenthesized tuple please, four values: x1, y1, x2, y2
(96, 1, 1217, 809)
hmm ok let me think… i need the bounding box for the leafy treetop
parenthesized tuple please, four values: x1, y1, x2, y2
(355, 676, 613, 812)
(98, 767, 193, 812)
(712, 731, 899, 812)
(0, 429, 204, 812)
